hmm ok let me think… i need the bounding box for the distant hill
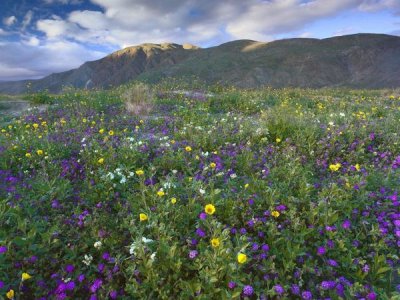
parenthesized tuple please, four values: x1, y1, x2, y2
(1, 33, 400, 94)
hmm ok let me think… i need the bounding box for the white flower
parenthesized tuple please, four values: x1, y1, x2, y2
(339, 112, 345, 117)
(94, 241, 102, 249)
(141, 237, 153, 243)
(120, 176, 127, 184)
(82, 254, 93, 266)
(199, 189, 206, 195)
(129, 243, 136, 255)
(150, 252, 156, 261)
(230, 173, 237, 179)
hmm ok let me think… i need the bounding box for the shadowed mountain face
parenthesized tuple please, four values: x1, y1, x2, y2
(1, 34, 400, 94)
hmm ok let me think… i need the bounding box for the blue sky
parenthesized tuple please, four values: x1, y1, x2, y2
(1, 0, 399, 81)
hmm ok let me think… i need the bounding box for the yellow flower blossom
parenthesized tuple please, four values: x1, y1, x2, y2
(37, 150, 43, 155)
(6, 289, 14, 299)
(33, 123, 39, 129)
(171, 197, 177, 204)
(329, 163, 341, 172)
(276, 138, 281, 143)
(211, 238, 220, 248)
(210, 162, 216, 169)
(22, 272, 32, 281)
(244, 183, 249, 189)
(185, 146, 192, 152)
(205, 204, 216, 215)
(108, 130, 114, 136)
(271, 211, 280, 218)
(25, 153, 31, 158)
(355, 164, 360, 171)
(99, 129, 105, 134)
(135, 169, 144, 176)
(139, 213, 148, 221)
(157, 190, 165, 197)
(98, 158, 104, 164)
(237, 253, 247, 264)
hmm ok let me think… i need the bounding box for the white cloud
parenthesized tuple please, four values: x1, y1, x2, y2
(226, 0, 361, 39)
(22, 10, 34, 31)
(0, 38, 107, 81)
(3, 16, 17, 26)
(359, 0, 400, 13)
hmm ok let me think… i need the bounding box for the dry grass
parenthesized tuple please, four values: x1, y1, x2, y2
(122, 83, 154, 115)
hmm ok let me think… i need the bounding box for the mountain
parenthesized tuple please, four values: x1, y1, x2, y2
(1, 33, 400, 94)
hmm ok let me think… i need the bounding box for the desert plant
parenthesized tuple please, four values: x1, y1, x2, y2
(122, 82, 154, 115)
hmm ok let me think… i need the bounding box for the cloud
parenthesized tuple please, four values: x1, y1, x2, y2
(3, 16, 17, 26)
(0, 38, 107, 81)
(226, 0, 361, 40)
(43, 0, 82, 4)
(359, 0, 400, 13)
(22, 10, 34, 31)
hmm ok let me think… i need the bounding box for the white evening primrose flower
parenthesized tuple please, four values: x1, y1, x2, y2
(82, 254, 93, 266)
(94, 241, 102, 249)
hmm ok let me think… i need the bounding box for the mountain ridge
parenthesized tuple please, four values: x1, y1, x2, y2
(1, 33, 399, 94)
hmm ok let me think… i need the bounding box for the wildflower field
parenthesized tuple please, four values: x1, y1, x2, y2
(0, 84, 399, 299)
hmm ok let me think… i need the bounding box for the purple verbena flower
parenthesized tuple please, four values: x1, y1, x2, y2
(243, 285, 254, 296)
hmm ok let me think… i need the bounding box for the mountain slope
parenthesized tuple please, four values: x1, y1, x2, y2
(1, 33, 399, 94)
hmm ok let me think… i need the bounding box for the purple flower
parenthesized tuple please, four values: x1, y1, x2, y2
(102, 252, 110, 261)
(367, 292, 377, 300)
(66, 281, 75, 291)
(109, 290, 118, 299)
(199, 212, 207, 220)
(195, 228, 206, 238)
(228, 281, 236, 289)
(321, 281, 336, 290)
(327, 259, 338, 267)
(0, 281, 4, 289)
(243, 285, 254, 296)
(362, 264, 370, 273)
(261, 244, 270, 252)
(189, 250, 198, 259)
(0, 246, 7, 254)
(65, 264, 74, 273)
(317, 246, 326, 255)
(290, 284, 300, 295)
(302, 291, 312, 300)
(342, 220, 351, 230)
(239, 228, 247, 235)
(274, 285, 284, 295)
(98, 263, 105, 273)
(90, 278, 103, 293)
(78, 274, 85, 282)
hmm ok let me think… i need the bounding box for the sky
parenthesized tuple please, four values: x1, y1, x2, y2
(0, 0, 400, 82)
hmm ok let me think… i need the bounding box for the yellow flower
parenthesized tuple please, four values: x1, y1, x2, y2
(33, 123, 39, 129)
(157, 190, 165, 197)
(139, 213, 148, 221)
(22, 272, 32, 281)
(244, 183, 249, 189)
(37, 149, 43, 155)
(98, 158, 104, 164)
(237, 253, 247, 264)
(276, 138, 281, 143)
(25, 124, 30, 129)
(355, 164, 360, 171)
(210, 162, 216, 169)
(271, 210, 280, 218)
(108, 130, 114, 136)
(329, 163, 341, 172)
(99, 129, 105, 134)
(25, 153, 31, 158)
(211, 238, 220, 248)
(6, 289, 14, 299)
(140, 119, 144, 124)
(171, 197, 177, 204)
(205, 204, 216, 215)
(135, 169, 144, 176)
(82, 118, 87, 123)
(185, 146, 192, 152)
(170, 140, 175, 144)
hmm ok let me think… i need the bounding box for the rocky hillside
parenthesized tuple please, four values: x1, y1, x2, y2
(1, 34, 399, 94)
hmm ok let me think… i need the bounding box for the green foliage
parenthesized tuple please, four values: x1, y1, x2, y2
(0, 85, 399, 299)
